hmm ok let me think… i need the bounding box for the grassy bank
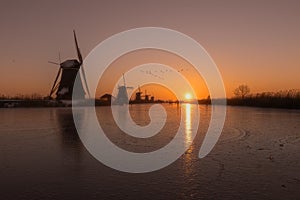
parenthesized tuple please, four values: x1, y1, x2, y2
(228, 90, 300, 109)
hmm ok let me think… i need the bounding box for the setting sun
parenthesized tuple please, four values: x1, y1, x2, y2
(185, 93, 192, 100)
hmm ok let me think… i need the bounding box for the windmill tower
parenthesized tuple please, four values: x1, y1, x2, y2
(135, 86, 142, 102)
(115, 74, 133, 105)
(48, 31, 90, 101)
(133, 86, 155, 103)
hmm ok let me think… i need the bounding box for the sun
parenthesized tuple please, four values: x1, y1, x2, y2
(185, 93, 192, 100)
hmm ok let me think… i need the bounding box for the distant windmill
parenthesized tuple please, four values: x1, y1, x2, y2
(115, 74, 133, 105)
(135, 86, 143, 102)
(48, 31, 90, 101)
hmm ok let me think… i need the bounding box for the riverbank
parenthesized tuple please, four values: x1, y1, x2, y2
(227, 98, 300, 109)
(1, 96, 300, 109)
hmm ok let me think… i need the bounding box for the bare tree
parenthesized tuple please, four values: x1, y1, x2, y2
(234, 84, 250, 99)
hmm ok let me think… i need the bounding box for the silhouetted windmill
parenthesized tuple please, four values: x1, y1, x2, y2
(48, 31, 90, 101)
(135, 86, 143, 102)
(115, 74, 133, 105)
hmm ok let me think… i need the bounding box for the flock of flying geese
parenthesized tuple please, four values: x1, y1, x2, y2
(139, 67, 189, 80)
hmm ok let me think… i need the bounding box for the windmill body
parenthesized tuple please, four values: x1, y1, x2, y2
(115, 86, 129, 105)
(114, 74, 133, 105)
(56, 59, 85, 100)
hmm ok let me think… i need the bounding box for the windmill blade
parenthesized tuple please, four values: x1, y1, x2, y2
(73, 30, 83, 64)
(49, 68, 62, 98)
(58, 52, 61, 63)
(122, 73, 126, 87)
(81, 64, 91, 98)
(73, 30, 91, 98)
(48, 61, 60, 65)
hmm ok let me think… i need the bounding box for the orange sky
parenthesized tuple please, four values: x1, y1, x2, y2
(0, 0, 299, 98)
(97, 49, 208, 100)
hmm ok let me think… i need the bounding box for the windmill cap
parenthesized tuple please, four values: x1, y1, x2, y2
(61, 59, 80, 68)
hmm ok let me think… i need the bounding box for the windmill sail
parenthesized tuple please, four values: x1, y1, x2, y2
(49, 67, 61, 98)
(74, 30, 91, 98)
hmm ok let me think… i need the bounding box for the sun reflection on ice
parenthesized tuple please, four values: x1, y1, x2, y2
(185, 103, 192, 147)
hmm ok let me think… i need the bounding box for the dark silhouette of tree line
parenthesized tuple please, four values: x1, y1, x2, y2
(0, 93, 51, 108)
(0, 93, 44, 100)
(228, 85, 300, 109)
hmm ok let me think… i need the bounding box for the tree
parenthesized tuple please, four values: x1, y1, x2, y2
(234, 84, 250, 99)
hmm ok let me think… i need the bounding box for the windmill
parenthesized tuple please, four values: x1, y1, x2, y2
(134, 86, 143, 102)
(48, 31, 90, 101)
(115, 74, 133, 105)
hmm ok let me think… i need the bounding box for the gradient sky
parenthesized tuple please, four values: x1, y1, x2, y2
(1, 0, 299, 98)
